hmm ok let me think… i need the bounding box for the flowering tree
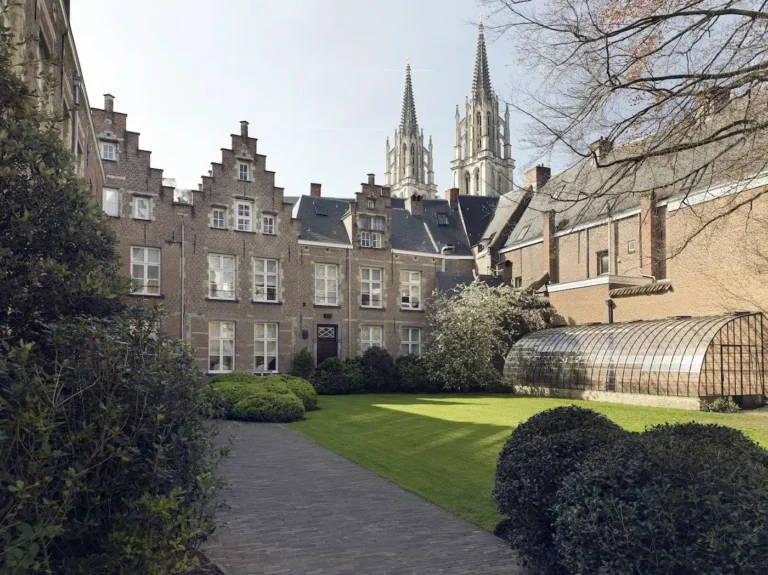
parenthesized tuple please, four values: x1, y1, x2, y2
(424, 280, 559, 391)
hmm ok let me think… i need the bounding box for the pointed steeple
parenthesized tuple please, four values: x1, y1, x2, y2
(400, 59, 419, 137)
(472, 18, 494, 102)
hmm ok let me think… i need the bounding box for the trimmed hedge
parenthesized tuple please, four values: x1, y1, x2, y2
(231, 392, 305, 423)
(361, 346, 397, 392)
(206, 372, 318, 412)
(555, 432, 768, 574)
(394, 355, 441, 393)
(493, 406, 626, 574)
(311, 357, 365, 394)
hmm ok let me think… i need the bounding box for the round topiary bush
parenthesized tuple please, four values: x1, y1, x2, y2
(311, 357, 364, 394)
(277, 375, 319, 411)
(209, 371, 262, 385)
(554, 430, 768, 574)
(493, 406, 625, 574)
(645, 421, 768, 465)
(361, 346, 396, 392)
(230, 392, 305, 423)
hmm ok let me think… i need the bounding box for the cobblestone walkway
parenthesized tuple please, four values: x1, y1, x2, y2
(203, 422, 523, 575)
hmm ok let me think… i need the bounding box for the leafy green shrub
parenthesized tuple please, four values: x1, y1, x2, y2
(311, 357, 364, 394)
(230, 392, 305, 423)
(291, 348, 314, 379)
(205, 372, 318, 412)
(700, 396, 741, 413)
(394, 355, 442, 393)
(1, 308, 224, 574)
(493, 407, 625, 574)
(361, 346, 397, 391)
(277, 375, 319, 411)
(555, 431, 768, 574)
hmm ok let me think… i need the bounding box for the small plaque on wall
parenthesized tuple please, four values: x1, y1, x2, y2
(323, 313, 332, 319)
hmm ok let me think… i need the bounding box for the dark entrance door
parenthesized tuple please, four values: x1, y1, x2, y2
(316, 324, 338, 366)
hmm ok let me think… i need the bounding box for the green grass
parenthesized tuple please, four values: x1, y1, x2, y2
(287, 394, 768, 532)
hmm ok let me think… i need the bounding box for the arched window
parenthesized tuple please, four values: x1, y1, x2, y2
(464, 172, 470, 194)
(410, 144, 415, 168)
(401, 144, 406, 175)
(476, 112, 482, 150)
(474, 169, 480, 195)
(498, 173, 503, 194)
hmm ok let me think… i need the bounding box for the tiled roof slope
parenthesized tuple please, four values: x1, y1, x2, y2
(293, 196, 352, 245)
(503, 94, 768, 249)
(456, 195, 499, 247)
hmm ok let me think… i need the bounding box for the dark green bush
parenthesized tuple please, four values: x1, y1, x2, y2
(700, 396, 741, 413)
(645, 421, 768, 465)
(209, 371, 263, 385)
(291, 348, 315, 379)
(493, 407, 625, 574)
(361, 346, 397, 391)
(555, 430, 768, 574)
(311, 357, 364, 394)
(230, 392, 305, 423)
(394, 355, 442, 392)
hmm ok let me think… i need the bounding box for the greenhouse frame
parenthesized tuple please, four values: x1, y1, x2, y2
(505, 313, 766, 402)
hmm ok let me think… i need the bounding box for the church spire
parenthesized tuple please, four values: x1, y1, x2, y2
(400, 59, 419, 136)
(472, 17, 494, 102)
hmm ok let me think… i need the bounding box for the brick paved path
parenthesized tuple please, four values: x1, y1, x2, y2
(203, 422, 523, 575)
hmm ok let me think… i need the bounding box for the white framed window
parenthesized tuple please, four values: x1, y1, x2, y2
(400, 271, 421, 309)
(103, 187, 119, 217)
(515, 225, 530, 241)
(597, 251, 609, 276)
(263, 215, 275, 235)
(254, 322, 278, 373)
(208, 254, 236, 300)
(239, 163, 249, 181)
(212, 207, 227, 229)
(401, 327, 421, 355)
(130, 247, 161, 295)
(361, 267, 383, 308)
(236, 201, 252, 231)
(436, 213, 449, 226)
(101, 141, 116, 161)
(367, 199, 375, 209)
(314, 263, 339, 305)
(361, 326, 383, 352)
(628, 240, 636, 254)
(253, 258, 279, 302)
(209, 321, 234, 373)
(359, 231, 382, 249)
(360, 215, 385, 231)
(133, 196, 150, 220)
(514, 277, 523, 289)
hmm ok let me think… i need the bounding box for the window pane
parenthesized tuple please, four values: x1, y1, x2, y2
(328, 265, 337, 278)
(147, 249, 160, 264)
(132, 264, 144, 281)
(222, 355, 233, 371)
(209, 355, 220, 372)
(147, 265, 159, 280)
(267, 260, 277, 273)
(254, 323, 265, 339)
(267, 357, 277, 371)
(221, 322, 234, 338)
(266, 324, 278, 339)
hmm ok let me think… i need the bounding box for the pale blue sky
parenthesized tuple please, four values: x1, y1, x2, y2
(72, 0, 538, 197)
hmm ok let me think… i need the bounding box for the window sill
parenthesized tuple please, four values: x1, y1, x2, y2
(207, 371, 233, 376)
(263, 232, 277, 236)
(400, 307, 424, 312)
(360, 306, 384, 310)
(234, 229, 256, 234)
(133, 217, 152, 222)
(206, 297, 239, 302)
(129, 293, 164, 299)
(102, 158, 117, 163)
(210, 226, 229, 231)
(313, 304, 341, 308)
(252, 300, 281, 305)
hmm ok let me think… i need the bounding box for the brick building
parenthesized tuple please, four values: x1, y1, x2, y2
(2, 0, 104, 196)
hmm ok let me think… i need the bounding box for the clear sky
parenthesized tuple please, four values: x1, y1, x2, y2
(72, 0, 537, 197)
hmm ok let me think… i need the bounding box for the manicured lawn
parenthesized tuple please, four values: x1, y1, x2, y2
(287, 394, 768, 532)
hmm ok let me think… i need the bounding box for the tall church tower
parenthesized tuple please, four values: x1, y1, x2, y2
(451, 20, 514, 196)
(385, 61, 437, 199)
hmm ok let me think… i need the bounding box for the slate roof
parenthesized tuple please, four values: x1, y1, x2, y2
(456, 195, 498, 247)
(436, 272, 504, 296)
(390, 208, 434, 253)
(293, 196, 352, 245)
(479, 189, 530, 247)
(283, 196, 299, 205)
(502, 94, 768, 250)
(391, 198, 474, 256)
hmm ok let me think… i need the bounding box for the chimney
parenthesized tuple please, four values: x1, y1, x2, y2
(310, 183, 322, 197)
(240, 121, 249, 138)
(367, 173, 375, 185)
(589, 138, 613, 161)
(104, 93, 114, 112)
(542, 210, 559, 284)
(445, 187, 459, 208)
(524, 165, 551, 192)
(405, 194, 424, 216)
(640, 192, 659, 278)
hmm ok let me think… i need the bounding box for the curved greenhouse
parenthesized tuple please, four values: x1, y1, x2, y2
(505, 313, 765, 402)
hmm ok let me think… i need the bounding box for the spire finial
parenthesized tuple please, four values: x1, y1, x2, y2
(406, 55, 411, 66)
(400, 56, 419, 136)
(479, 12, 483, 26)
(472, 14, 494, 102)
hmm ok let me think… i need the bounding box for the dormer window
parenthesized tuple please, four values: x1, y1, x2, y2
(436, 213, 449, 226)
(238, 163, 250, 181)
(101, 142, 116, 161)
(360, 215, 385, 231)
